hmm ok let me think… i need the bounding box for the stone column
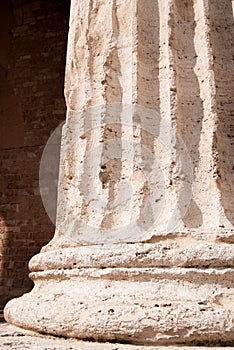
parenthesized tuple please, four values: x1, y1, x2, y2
(5, 0, 234, 345)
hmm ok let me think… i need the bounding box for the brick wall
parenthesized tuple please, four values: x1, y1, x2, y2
(0, 0, 70, 306)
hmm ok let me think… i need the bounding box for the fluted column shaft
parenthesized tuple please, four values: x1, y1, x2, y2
(5, 0, 234, 345)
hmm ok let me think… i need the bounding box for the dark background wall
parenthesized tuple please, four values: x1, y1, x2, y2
(0, 0, 70, 307)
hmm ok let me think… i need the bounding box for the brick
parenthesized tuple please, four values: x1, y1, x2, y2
(0, 0, 69, 304)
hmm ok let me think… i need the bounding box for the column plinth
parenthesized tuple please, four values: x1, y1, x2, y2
(5, 235, 234, 345)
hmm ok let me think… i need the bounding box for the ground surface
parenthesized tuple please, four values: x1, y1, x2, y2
(0, 323, 233, 350)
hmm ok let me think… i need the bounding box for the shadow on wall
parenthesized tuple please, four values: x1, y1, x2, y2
(0, 0, 70, 308)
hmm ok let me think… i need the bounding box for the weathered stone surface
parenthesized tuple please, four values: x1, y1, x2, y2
(5, 239, 234, 345)
(4, 266, 234, 344)
(0, 324, 233, 350)
(4, 0, 234, 346)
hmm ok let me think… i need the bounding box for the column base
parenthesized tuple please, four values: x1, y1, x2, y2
(4, 237, 234, 346)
